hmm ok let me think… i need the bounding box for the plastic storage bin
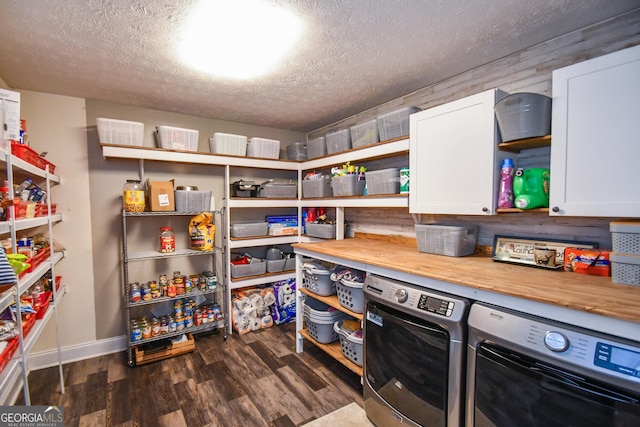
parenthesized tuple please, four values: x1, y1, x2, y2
(377, 106, 420, 141)
(96, 118, 144, 146)
(302, 264, 335, 295)
(286, 142, 308, 160)
(266, 258, 296, 273)
(610, 253, 640, 286)
(304, 299, 352, 344)
(302, 177, 332, 198)
(336, 278, 365, 313)
(334, 320, 364, 366)
(415, 223, 479, 257)
(209, 133, 248, 156)
(305, 223, 337, 239)
(325, 129, 352, 154)
(175, 190, 212, 212)
(332, 174, 365, 197)
(365, 168, 400, 195)
(230, 222, 269, 238)
(350, 119, 379, 148)
(494, 93, 551, 142)
(307, 136, 327, 159)
(610, 220, 640, 255)
(230, 260, 267, 278)
(247, 137, 280, 159)
(259, 179, 297, 198)
(156, 126, 199, 151)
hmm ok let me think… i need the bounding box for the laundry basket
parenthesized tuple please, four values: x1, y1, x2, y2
(334, 320, 364, 366)
(302, 264, 335, 296)
(336, 278, 365, 313)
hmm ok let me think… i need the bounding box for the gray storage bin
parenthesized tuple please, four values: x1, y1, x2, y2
(611, 253, 640, 286)
(377, 106, 419, 141)
(494, 93, 551, 142)
(350, 119, 379, 148)
(336, 278, 365, 313)
(307, 136, 327, 159)
(325, 129, 351, 154)
(305, 223, 337, 239)
(334, 320, 363, 366)
(365, 168, 400, 195)
(286, 142, 308, 160)
(259, 179, 297, 198)
(175, 190, 212, 212)
(415, 223, 478, 257)
(266, 258, 295, 273)
(302, 177, 332, 198)
(332, 174, 365, 197)
(230, 259, 267, 278)
(230, 222, 268, 238)
(304, 314, 339, 344)
(302, 265, 335, 295)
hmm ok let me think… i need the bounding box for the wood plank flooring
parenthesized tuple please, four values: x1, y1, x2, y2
(17, 323, 364, 426)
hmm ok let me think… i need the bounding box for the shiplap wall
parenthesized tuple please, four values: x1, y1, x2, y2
(312, 9, 640, 248)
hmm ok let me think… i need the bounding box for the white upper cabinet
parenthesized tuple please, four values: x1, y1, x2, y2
(409, 89, 508, 215)
(550, 45, 640, 217)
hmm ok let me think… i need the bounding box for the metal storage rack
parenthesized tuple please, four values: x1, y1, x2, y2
(121, 209, 226, 367)
(0, 141, 65, 405)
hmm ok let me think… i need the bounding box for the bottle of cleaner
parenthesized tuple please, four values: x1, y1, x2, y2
(513, 168, 551, 209)
(497, 158, 515, 208)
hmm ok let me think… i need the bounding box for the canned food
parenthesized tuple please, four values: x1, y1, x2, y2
(151, 318, 161, 337)
(160, 316, 169, 335)
(142, 283, 152, 301)
(168, 316, 177, 333)
(130, 282, 141, 303)
(195, 309, 202, 326)
(175, 315, 185, 331)
(174, 299, 184, 317)
(130, 320, 142, 342)
(141, 318, 152, 339)
(167, 280, 176, 298)
(185, 316, 194, 328)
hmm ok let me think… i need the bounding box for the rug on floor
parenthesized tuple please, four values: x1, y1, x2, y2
(302, 402, 374, 427)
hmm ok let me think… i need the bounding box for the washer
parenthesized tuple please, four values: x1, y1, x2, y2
(363, 274, 470, 427)
(466, 302, 640, 426)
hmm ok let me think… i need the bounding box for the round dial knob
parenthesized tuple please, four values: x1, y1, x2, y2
(544, 331, 570, 352)
(395, 289, 408, 303)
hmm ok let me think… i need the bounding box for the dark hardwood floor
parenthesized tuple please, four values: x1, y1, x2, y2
(17, 322, 363, 426)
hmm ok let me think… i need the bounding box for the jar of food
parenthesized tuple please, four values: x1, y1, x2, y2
(151, 317, 161, 337)
(130, 282, 141, 302)
(123, 180, 145, 213)
(160, 227, 175, 253)
(168, 315, 177, 333)
(142, 283, 152, 301)
(140, 318, 152, 339)
(130, 320, 142, 342)
(167, 280, 176, 298)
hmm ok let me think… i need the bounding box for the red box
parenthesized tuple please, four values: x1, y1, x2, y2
(36, 291, 52, 319)
(0, 337, 19, 374)
(10, 141, 56, 174)
(22, 314, 36, 337)
(564, 248, 611, 276)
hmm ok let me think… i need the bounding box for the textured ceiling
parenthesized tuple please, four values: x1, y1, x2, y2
(0, 0, 637, 132)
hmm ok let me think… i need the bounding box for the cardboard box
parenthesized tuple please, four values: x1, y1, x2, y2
(564, 248, 611, 276)
(1, 89, 20, 142)
(146, 179, 175, 211)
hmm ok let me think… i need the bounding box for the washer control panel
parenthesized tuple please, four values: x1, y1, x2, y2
(418, 294, 455, 317)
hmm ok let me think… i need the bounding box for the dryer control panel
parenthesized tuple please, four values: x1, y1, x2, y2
(418, 295, 455, 317)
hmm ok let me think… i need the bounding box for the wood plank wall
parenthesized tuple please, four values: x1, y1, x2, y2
(314, 9, 640, 249)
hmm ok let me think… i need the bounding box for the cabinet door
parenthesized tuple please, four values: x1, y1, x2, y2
(550, 45, 640, 217)
(409, 89, 507, 214)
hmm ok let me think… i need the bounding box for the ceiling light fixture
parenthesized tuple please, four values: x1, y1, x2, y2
(179, 0, 304, 80)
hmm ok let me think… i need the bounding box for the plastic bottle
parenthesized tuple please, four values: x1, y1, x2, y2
(497, 158, 515, 208)
(123, 180, 145, 212)
(513, 168, 551, 209)
(160, 227, 175, 253)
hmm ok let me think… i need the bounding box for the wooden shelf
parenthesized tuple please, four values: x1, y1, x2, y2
(299, 329, 363, 377)
(497, 135, 551, 153)
(496, 207, 549, 213)
(299, 287, 364, 321)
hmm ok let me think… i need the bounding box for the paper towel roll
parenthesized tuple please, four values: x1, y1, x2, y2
(234, 296, 252, 311)
(261, 315, 273, 328)
(281, 283, 293, 295)
(283, 293, 295, 306)
(250, 317, 262, 331)
(250, 294, 265, 309)
(262, 290, 276, 306)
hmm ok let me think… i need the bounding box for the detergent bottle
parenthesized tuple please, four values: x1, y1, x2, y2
(497, 158, 515, 208)
(513, 168, 550, 209)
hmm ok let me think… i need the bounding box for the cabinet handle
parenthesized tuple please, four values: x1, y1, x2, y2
(552, 206, 559, 213)
(482, 207, 489, 213)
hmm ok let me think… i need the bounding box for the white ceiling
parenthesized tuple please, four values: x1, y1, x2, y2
(0, 1, 637, 132)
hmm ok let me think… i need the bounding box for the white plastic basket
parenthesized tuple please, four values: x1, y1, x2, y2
(209, 133, 248, 156)
(247, 137, 280, 159)
(302, 178, 332, 198)
(230, 222, 268, 238)
(365, 168, 400, 195)
(307, 136, 327, 159)
(610, 220, 640, 255)
(96, 118, 144, 146)
(611, 253, 640, 286)
(415, 223, 478, 257)
(332, 174, 365, 197)
(305, 223, 337, 239)
(175, 190, 211, 212)
(350, 119, 379, 148)
(334, 320, 363, 366)
(302, 265, 335, 295)
(259, 180, 297, 198)
(336, 278, 365, 313)
(230, 260, 266, 278)
(157, 126, 199, 151)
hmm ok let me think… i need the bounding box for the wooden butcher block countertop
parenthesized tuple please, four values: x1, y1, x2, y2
(292, 235, 640, 325)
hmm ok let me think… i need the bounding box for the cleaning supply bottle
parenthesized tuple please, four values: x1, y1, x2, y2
(497, 158, 515, 208)
(513, 168, 551, 209)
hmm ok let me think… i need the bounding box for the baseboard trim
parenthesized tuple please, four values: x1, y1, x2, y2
(27, 335, 127, 371)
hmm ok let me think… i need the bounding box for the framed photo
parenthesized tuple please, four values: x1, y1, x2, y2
(491, 235, 598, 269)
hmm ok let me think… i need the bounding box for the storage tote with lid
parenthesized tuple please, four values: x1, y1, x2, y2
(175, 187, 212, 212)
(377, 106, 420, 141)
(247, 137, 280, 159)
(365, 168, 400, 195)
(259, 179, 297, 198)
(610, 220, 640, 255)
(325, 129, 351, 154)
(415, 223, 479, 257)
(350, 119, 379, 148)
(286, 142, 308, 160)
(307, 136, 327, 159)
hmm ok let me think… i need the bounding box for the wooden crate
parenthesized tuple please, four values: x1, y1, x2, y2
(134, 333, 195, 366)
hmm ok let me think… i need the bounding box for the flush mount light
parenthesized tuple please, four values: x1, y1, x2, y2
(179, 0, 304, 80)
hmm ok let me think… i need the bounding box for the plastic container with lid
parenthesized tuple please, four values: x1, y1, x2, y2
(123, 179, 145, 212)
(160, 227, 175, 253)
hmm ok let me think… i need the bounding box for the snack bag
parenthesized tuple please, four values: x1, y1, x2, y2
(189, 212, 215, 251)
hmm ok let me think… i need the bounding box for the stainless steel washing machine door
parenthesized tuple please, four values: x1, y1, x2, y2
(364, 300, 450, 427)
